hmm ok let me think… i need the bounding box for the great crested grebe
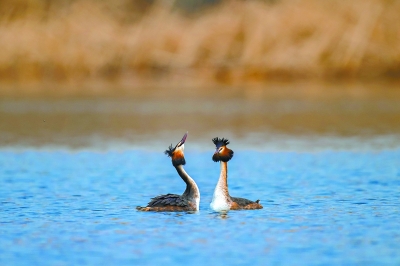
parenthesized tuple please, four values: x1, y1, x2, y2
(136, 132, 200, 212)
(210, 137, 263, 212)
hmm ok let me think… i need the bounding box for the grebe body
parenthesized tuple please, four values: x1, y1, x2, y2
(210, 137, 263, 212)
(136, 132, 200, 212)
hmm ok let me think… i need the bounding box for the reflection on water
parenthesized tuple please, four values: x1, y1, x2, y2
(216, 213, 230, 220)
(1, 82, 400, 150)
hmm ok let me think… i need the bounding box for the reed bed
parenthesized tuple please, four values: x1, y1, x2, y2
(0, 0, 399, 87)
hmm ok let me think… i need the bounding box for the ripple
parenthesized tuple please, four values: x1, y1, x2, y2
(0, 149, 399, 265)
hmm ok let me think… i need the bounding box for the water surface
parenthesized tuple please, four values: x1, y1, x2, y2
(1, 149, 399, 265)
(1, 83, 400, 265)
(1, 82, 400, 150)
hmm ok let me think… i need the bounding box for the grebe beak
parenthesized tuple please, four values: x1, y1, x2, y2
(177, 132, 188, 147)
(214, 146, 222, 155)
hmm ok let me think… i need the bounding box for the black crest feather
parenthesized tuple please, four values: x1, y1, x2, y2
(212, 137, 230, 147)
(164, 143, 186, 166)
(212, 137, 234, 162)
(164, 144, 175, 157)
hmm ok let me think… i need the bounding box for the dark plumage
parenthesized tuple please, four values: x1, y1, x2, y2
(164, 144, 175, 157)
(231, 197, 255, 206)
(171, 157, 186, 166)
(147, 194, 190, 207)
(136, 132, 200, 212)
(212, 137, 230, 148)
(212, 137, 234, 162)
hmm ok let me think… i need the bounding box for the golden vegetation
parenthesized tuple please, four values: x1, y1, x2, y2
(0, 0, 399, 86)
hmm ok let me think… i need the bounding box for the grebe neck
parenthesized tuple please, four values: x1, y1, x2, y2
(216, 161, 230, 199)
(210, 161, 232, 211)
(175, 165, 200, 207)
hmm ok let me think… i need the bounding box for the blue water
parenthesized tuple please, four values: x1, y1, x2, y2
(1, 149, 399, 265)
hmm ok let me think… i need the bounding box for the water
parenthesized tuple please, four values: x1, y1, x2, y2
(2, 83, 400, 150)
(1, 149, 399, 265)
(1, 83, 400, 265)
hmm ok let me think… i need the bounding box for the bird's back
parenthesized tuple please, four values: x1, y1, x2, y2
(148, 193, 190, 207)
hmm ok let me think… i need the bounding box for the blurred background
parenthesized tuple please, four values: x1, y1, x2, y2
(0, 0, 400, 149)
(1, 3, 400, 265)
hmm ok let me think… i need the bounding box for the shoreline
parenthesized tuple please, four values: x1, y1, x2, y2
(1, 77, 399, 98)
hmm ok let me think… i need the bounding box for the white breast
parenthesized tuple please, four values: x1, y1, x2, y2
(210, 186, 230, 212)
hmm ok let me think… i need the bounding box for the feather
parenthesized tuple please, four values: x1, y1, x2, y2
(212, 137, 230, 148)
(231, 197, 255, 207)
(165, 144, 175, 157)
(146, 194, 189, 208)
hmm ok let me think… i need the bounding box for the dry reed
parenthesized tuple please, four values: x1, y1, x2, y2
(0, 0, 399, 87)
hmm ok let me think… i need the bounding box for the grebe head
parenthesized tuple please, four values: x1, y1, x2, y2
(165, 132, 187, 166)
(212, 137, 234, 162)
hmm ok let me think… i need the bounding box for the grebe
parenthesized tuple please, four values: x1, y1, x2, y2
(210, 137, 263, 212)
(136, 132, 200, 212)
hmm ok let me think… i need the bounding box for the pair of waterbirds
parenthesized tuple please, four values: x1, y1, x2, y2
(136, 132, 263, 212)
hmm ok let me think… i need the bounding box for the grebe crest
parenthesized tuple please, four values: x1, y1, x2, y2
(137, 131, 200, 212)
(210, 137, 263, 211)
(212, 137, 234, 162)
(165, 132, 187, 166)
